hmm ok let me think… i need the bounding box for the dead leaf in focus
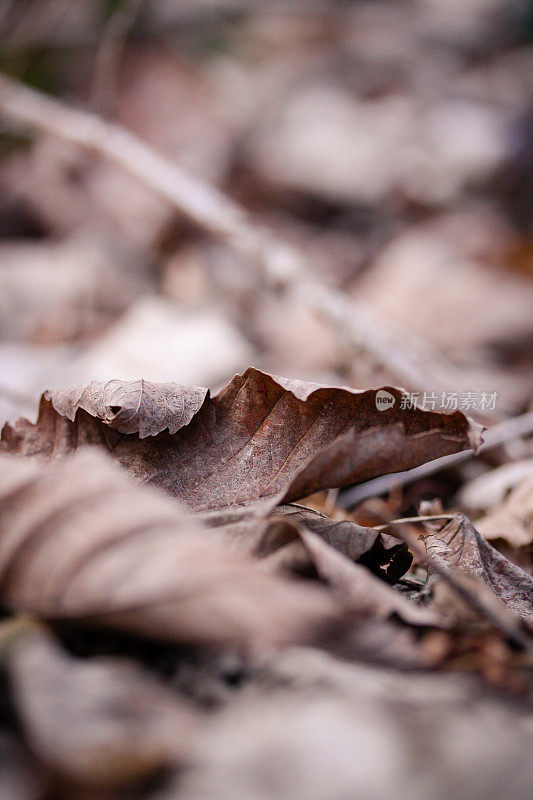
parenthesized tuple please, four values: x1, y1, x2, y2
(1, 368, 480, 513)
(425, 514, 533, 619)
(259, 505, 412, 584)
(199, 502, 412, 585)
(50, 377, 208, 437)
(0, 6, 532, 799)
(0, 450, 338, 650)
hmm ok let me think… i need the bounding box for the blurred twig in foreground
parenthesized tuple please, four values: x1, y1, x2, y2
(0, 72, 465, 395)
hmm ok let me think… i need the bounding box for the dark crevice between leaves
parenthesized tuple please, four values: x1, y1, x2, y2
(358, 534, 413, 585)
(52, 622, 251, 709)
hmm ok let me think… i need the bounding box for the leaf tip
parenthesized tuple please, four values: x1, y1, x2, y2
(467, 418, 485, 454)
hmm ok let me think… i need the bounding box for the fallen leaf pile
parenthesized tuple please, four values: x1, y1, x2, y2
(0, 369, 532, 798)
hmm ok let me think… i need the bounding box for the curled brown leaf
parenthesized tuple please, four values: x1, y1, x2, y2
(1, 368, 481, 513)
(198, 503, 412, 584)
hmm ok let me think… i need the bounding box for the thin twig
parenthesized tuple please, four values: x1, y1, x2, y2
(370, 514, 456, 531)
(340, 410, 533, 507)
(0, 73, 286, 269)
(294, 281, 465, 395)
(0, 72, 462, 395)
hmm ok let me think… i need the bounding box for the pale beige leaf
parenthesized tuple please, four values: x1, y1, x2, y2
(50, 377, 208, 437)
(7, 632, 201, 788)
(476, 476, 533, 549)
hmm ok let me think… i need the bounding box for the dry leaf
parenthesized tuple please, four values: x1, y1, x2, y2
(50, 376, 208, 437)
(1, 368, 480, 514)
(0, 450, 338, 650)
(257, 505, 412, 583)
(6, 631, 201, 788)
(290, 527, 438, 629)
(425, 514, 533, 619)
(174, 649, 533, 800)
(271, 505, 412, 582)
(476, 476, 533, 549)
(458, 460, 533, 515)
(200, 503, 412, 584)
(252, 515, 445, 668)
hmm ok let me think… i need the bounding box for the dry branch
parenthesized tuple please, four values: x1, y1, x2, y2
(0, 72, 462, 394)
